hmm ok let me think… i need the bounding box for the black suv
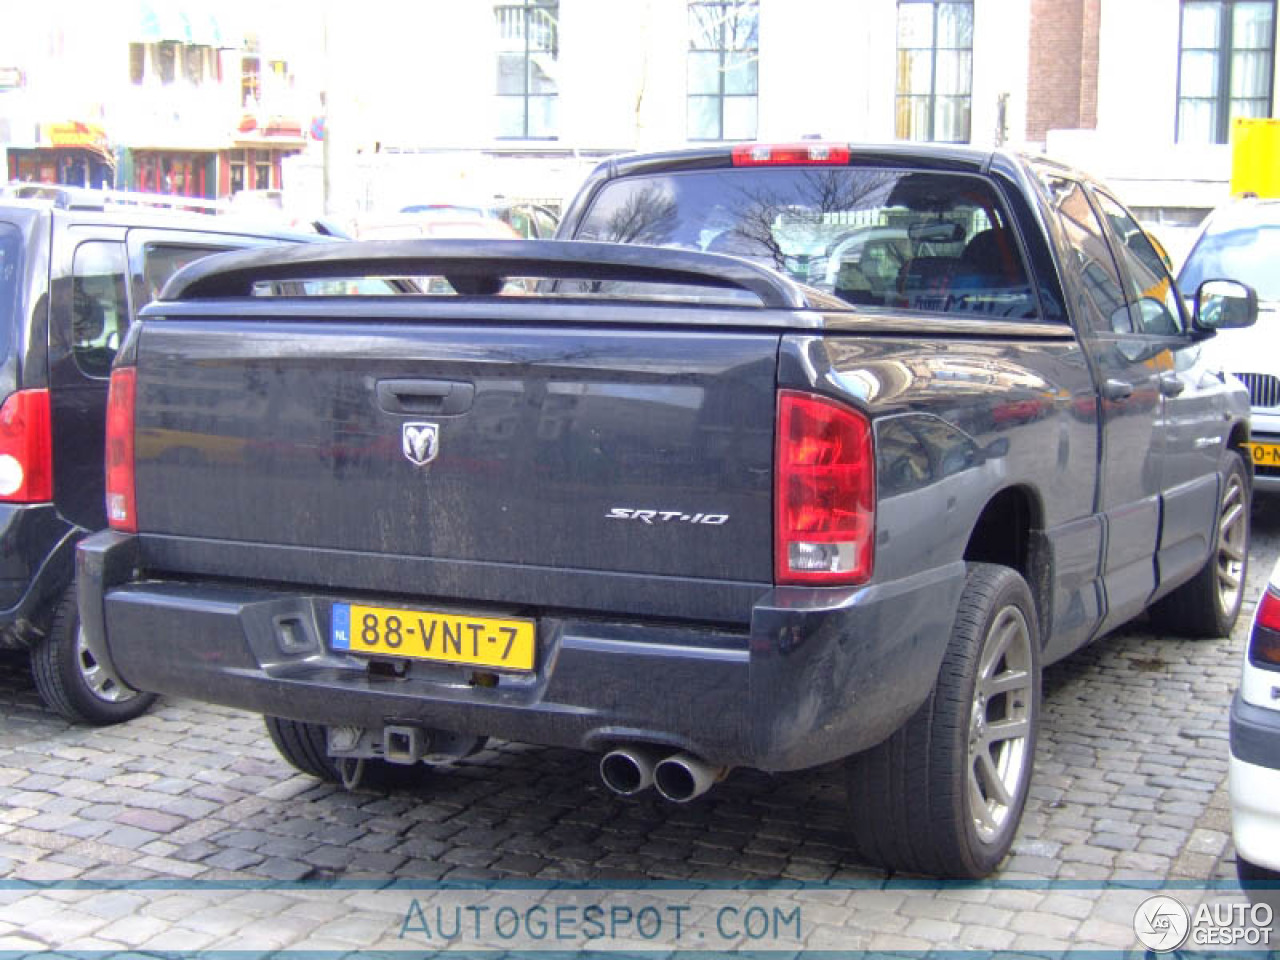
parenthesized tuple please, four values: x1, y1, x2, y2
(0, 196, 320, 723)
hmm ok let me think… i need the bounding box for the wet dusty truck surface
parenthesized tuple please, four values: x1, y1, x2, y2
(79, 143, 1258, 878)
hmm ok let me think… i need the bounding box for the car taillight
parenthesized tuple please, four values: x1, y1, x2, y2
(105, 368, 137, 533)
(0, 389, 53, 503)
(775, 390, 874, 585)
(732, 143, 851, 166)
(1250, 587, 1280, 670)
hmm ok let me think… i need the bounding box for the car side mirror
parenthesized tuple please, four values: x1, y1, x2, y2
(1193, 279, 1257, 336)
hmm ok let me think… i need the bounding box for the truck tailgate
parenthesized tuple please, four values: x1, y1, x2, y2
(132, 316, 779, 618)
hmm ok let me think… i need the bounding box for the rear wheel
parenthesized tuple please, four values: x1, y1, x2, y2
(264, 716, 434, 790)
(845, 563, 1040, 878)
(1149, 450, 1250, 638)
(31, 585, 157, 725)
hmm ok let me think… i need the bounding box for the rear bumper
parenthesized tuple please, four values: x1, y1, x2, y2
(78, 530, 963, 772)
(0, 502, 79, 648)
(1229, 691, 1280, 872)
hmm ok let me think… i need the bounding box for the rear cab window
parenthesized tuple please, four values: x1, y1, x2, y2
(572, 166, 1041, 319)
(137, 242, 235, 304)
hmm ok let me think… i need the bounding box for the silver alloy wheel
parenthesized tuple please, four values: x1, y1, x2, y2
(74, 627, 137, 703)
(967, 604, 1033, 843)
(1216, 471, 1248, 615)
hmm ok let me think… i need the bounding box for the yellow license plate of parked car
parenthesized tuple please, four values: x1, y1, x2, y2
(1247, 442, 1280, 466)
(331, 602, 536, 671)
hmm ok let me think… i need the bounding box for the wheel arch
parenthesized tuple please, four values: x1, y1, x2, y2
(1227, 419, 1253, 488)
(962, 485, 1051, 645)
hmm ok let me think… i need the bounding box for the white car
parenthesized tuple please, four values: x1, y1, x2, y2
(1231, 556, 1280, 895)
(1179, 199, 1280, 492)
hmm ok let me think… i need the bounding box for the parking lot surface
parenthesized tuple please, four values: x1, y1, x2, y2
(1, 502, 1278, 952)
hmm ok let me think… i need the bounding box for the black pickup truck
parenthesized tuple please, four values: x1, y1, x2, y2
(79, 143, 1256, 877)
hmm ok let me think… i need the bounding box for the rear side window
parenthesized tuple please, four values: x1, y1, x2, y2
(0, 223, 19, 360)
(71, 241, 129, 378)
(573, 167, 1039, 318)
(136, 242, 231, 304)
(1036, 175, 1129, 332)
(1093, 191, 1186, 336)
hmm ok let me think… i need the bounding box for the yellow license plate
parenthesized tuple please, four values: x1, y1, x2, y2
(332, 602, 536, 671)
(1247, 442, 1280, 466)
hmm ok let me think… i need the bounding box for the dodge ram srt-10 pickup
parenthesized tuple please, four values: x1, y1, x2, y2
(78, 143, 1257, 877)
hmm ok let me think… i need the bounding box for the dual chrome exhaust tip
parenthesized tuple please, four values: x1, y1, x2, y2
(599, 746, 726, 803)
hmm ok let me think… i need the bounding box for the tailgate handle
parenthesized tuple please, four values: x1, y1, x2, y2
(377, 379, 475, 416)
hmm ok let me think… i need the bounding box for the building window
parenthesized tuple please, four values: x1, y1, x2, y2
(687, 1, 759, 141)
(155, 41, 177, 85)
(129, 42, 218, 88)
(242, 56, 261, 108)
(495, 0, 559, 139)
(896, 0, 973, 143)
(129, 43, 145, 85)
(255, 150, 271, 190)
(1178, 1, 1275, 143)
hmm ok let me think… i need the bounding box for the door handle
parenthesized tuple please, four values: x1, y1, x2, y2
(376, 379, 475, 416)
(1159, 373, 1186, 397)
(1102, 379, 1134, 402)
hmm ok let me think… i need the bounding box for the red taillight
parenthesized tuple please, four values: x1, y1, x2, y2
(732, 143, 851, 167)
(775, 390, 874, 586)
(0, 389, 53, 503)
(1251, 587, 1280, 669)
(105, 368, 137, 533)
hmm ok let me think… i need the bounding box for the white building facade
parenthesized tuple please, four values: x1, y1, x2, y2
(3, 1, 1275, 232)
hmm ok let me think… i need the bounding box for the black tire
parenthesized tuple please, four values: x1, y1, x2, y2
(1149, 450, 1250, 638)
(264, 716, 434, 790)
(1237, 857, 1280, 928)
(845, 563, 1041, 878)
(30, 584, 157, 725)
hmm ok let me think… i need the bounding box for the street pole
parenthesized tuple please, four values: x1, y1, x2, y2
(322, 2, 331, 216)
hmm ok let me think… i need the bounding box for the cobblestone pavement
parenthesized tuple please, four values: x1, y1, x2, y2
(0, 502, 1278, 952)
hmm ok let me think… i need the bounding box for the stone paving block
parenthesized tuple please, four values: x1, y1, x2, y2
(1187, 827, 1230, 855)
(91, 914, 173, 947)
(22, 909, 110, 942)
(117, 808, 187, 834)
(11, 858, 85, 882)
(311, 915, 399, 947)
(98, 825, 162, 850)
(867, 932, 935, 951)
(158, 797, 222, 820)
(202, 848, 266, 871)
(136, 926, 222, 951)
(0, 935, 47, 950)
(246, 857, 316, 881)
(1093, 832, 1141, 852)
(1012, 932, 1073, 952)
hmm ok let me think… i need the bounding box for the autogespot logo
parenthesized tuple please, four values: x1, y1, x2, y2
(1134, 895, 1191, 952)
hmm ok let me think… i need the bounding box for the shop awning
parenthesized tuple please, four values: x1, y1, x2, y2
(43, 122, 115, 164)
